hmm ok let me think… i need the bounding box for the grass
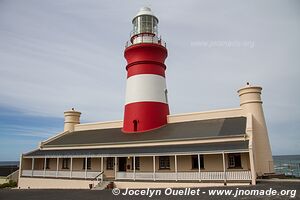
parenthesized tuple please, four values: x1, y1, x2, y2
(0, 180, 17, 189)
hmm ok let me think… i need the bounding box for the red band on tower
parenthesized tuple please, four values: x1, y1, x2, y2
(127, 63, 166, 78)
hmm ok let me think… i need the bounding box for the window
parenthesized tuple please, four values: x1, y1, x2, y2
(106, 157, 114, 170)
(153, 18, 158, 35)
(133, 18, 138, 34)
(191, 155, 204, 169)
(132, 15, 158, 35)
(62, 158, 69, 169)
(228, 153, 242, 168)
(83, 158, 92, 170)
(140, 15, 153, 33)
(159, 156, 170, 169)
(45, 158, 50, 169)
(132, 157, 140, 170)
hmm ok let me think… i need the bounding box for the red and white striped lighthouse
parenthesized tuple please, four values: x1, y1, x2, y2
(123, 7, 169, 133)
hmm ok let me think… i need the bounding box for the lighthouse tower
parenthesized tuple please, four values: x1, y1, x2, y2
(123, 7, 169, 133)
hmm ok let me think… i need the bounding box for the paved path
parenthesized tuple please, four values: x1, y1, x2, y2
(0, 181, 299, 200)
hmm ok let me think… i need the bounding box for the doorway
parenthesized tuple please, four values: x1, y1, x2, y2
(118, 157, 127, 171)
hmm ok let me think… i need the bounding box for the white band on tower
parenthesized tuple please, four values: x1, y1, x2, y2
(125, 74, 167, 105)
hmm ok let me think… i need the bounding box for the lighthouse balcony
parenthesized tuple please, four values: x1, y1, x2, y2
(126, 34, 166, 48)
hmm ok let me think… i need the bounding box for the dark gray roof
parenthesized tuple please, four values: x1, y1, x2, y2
(24, 141, 249, 157)
(43, 117, 246, 147)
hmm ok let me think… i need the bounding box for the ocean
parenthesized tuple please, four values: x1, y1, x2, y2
(273, 155, 300, 177)
(0, 161, 19, 167)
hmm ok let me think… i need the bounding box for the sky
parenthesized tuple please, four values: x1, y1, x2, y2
(0, 0, 299, 161)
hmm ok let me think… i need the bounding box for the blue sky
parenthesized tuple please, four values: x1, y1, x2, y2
(0, 0, 299, 161)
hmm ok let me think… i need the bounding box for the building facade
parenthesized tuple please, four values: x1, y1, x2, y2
(18, 7, 274, 189)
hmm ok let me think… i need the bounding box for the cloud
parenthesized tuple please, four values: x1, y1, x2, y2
(0, 125, 55, 138)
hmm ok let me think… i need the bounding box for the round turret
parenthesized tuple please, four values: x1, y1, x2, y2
(238, 84, 274, 175)
(64, 108, 81, 132)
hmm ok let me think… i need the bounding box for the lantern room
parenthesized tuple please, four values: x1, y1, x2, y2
(132, 7, 158, 36)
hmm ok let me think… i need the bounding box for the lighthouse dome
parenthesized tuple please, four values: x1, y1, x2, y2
(133, 7, 158, 21)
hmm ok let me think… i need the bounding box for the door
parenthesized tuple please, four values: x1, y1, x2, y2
(118, 157, 127, 171)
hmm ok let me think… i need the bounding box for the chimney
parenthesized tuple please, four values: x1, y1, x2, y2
(64, 108, 81, 132)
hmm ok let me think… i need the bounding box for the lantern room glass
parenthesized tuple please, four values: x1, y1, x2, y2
(133, 15, 158, 36)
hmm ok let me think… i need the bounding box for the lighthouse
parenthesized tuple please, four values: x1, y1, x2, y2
(123, 7, 170, 133)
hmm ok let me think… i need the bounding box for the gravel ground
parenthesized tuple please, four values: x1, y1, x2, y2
(0, 181, 299, 200)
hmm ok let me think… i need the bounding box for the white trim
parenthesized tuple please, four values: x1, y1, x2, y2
(125, 74, 167, 104)
(175, 155, 178, 181)
(114, 157, 117, 179)
(168, 108, 243, 117)
(43, 157, 46, 177)
(75, 120, 123, 126)
(133, 156, 136, 181)
(153, 156, 156, 181)
(198, 154, 201, 182)
(56, 158, 59, 178)
(31, 158, 34, 177)
(101, 157, 104, 172)
(70, 157, 73, 178)
(74, 120, 123, 131)
(84, 157, 87, 179)
(168, 108, 244, 124)
(222, 152, 227, 184)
